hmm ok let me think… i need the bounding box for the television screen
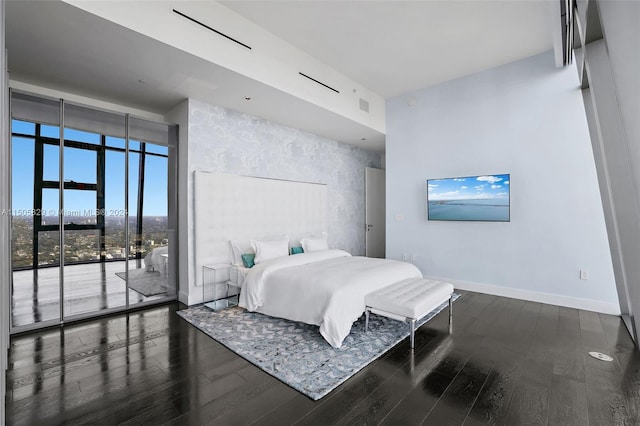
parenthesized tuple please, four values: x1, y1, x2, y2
(427, 174, 510, 222)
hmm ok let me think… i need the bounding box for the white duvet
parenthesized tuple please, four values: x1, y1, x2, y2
(239, 250, 422, 348)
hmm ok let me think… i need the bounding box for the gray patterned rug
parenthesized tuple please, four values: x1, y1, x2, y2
(177, 293, 460, 400)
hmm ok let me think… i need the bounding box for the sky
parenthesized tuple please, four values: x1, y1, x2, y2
(427, 174, 510, 201)
(11, 120, 168, 217)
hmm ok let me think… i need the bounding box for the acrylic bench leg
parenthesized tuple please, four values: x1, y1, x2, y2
(410, 319, 416, 349)
(365, 308, 370, 332)
(449, 297, 453, 334)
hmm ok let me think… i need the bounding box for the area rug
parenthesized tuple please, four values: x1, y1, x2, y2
(177, 293, 460, 400)
(115, 269, 167, 297)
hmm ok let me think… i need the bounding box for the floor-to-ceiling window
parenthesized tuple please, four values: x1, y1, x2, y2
(10, 91, 178, 331)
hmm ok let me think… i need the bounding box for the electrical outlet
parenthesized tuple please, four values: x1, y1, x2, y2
(401, 253, 408, 260)
(580, 270, 589, 280)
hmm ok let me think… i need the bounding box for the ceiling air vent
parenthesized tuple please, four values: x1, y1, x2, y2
(299, 72, 340, 94)
(359, 98, 370, 113)
(173, 9, 252, 50)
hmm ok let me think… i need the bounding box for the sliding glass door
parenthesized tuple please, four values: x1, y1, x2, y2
(11, 111, 62, 326)
(127, 132, 173, 308)
(10, 92, 177, 331)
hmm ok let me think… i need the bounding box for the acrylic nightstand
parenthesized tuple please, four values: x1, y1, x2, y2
(202, 263, 235, 310)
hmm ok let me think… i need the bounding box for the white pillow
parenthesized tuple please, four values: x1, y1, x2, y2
(229, 240, 254, 266)
(251, 236, 289, 264)
(300, 233, 328, 252)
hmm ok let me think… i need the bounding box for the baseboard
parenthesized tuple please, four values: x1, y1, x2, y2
(178, 290, 191, 306)
(425, 276, 621, 315)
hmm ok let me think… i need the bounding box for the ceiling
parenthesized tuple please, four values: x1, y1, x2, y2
(5, 0, 555, 152)
(222, 0, 554, 99)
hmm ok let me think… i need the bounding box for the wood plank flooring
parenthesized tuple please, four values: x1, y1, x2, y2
(5, 291, 640, 425)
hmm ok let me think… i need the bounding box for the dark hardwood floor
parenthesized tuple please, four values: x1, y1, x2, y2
(5, 291, 640, 425)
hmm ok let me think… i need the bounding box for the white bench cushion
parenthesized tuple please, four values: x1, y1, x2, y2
(365, 278, 454, 319)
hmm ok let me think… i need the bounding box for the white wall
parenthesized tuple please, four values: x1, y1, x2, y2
(386, 51, 619, 314)
(581, 0, 640, 339)
(165, 99, 190, 309)
(180, 99, 381, 304)
(1, 0, 9, 422)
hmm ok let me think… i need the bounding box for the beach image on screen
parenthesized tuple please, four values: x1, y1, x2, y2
(427, 174, 510, 221)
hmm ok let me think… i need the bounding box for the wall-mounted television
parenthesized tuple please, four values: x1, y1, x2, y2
(427, 174, 510, 222)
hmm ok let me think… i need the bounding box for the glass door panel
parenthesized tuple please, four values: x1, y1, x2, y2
(62, 125, 125, 320)
(105, 150, 126, 261)
(127, 149, 145, 305)
(11, 115, 62, 328)
(11, 92, 177, 332)
(29, 230, 61, 324)
(62, 230, 126, 317)
(128, 141, 173, 306)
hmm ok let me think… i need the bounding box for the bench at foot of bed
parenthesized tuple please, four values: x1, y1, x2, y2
(364, 278, 454, 349)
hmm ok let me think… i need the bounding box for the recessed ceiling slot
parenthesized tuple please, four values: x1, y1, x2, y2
(173, 9, 252, 50)
(299, 72, 340, 94)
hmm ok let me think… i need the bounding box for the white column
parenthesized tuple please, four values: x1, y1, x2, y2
(1, 0, 10, 423)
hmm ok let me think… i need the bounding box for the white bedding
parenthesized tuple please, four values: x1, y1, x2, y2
(239, 249, 422, 348)
(230, 265, 250, 289)
(144, 246, 168, 275)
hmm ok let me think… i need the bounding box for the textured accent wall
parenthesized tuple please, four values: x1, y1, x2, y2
(184, 99, 380, 302)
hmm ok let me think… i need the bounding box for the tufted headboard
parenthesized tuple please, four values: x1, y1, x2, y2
(193, 171, 327, 290)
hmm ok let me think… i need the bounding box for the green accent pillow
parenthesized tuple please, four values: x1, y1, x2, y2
(241, 253, 256, 268)
(290, 246, 304, 255)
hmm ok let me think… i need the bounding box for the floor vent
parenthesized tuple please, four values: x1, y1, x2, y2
(299, 72, 340, 94)
(173, 9, 252, 50)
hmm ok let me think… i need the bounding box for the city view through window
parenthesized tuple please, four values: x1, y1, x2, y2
(11, 119, 169, 270)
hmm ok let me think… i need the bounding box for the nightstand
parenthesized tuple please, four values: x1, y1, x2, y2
(202, 263, 234, 310)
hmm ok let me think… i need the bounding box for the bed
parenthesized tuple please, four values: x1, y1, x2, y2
(229, 265, 250, 293)
(239, 249, 422, 348)
(144, 246, 168, 275)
